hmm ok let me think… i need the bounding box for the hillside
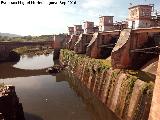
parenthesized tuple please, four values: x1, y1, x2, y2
(0, 33, 53, 42)
(0, 32, 21, 37)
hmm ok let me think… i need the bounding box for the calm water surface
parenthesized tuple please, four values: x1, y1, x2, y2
(13, 54, 54, 70)
(0, 54, 119, 120)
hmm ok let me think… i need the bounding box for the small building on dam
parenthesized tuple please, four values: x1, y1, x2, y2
(51, 3, 160, 120)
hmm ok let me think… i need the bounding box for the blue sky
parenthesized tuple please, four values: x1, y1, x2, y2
(0, 0, 159, 36)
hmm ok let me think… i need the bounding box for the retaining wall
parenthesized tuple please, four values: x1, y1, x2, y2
(149, 55, 160, 120)
(60, 49, 154, 120)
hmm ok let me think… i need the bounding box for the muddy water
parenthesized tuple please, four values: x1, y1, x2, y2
(0, 54, 119, 120)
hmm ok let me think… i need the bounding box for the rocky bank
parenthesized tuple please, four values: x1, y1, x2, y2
(0, 84, 25, 120)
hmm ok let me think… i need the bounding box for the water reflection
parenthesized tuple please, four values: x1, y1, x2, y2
(24, 113, 44, 120)
(65, 71, 120, 120)
(1, 75, 93, 120)
(0, 54, 54, 79)
(0, 62, 49, 79)
(0, 54, 119, 120)
(14, 54, 54, 70)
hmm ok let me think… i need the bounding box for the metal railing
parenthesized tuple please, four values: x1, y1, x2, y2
(130, 46, 160, 54)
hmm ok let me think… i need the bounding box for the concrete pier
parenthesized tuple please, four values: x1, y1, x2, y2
(111, 28, 160, 69)
(149, 55, 160, 120)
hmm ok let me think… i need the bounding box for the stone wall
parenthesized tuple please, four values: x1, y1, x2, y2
(64, 69, 120, 120)
(0, 85, 25, 120)
(86, 32, 119, 59)
(52, 35, 70, 49)
(111, 28, 159, 69)
(59, 49, 154, 120)
(86, 32, 101, 58)
(52, 35, 69, 60)
(74, 34, 93, 54)
(66, 35, 79, 50)
(111, 29, 132, 69)
(149, 55, 160, 120)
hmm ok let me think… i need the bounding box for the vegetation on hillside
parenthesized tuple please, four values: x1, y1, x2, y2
(0, 35, 54, 42)
(13, 46, 53, 55)
(0, 83, 5, 90)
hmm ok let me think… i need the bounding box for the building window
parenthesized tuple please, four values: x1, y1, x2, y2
(142, 11, 145, 16)
(131, 10, 135, 16)
(100, 18, 103, 23)
(145, 13, 149, 16)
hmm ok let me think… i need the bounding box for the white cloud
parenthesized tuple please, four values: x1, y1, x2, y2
(0, 0, 78, 35)
(0, 0, 115, 35)
(0, 0, 158, 36)
(81, 0, 113, 9)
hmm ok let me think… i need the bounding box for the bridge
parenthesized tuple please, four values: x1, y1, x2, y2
(0, 41, 53, 62)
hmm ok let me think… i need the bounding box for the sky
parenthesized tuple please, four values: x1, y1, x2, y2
(0, 0, 159, 36)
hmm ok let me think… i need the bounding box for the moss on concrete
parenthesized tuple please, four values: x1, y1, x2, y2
(0, 83, 5, 89)
(60, 49, 111, 69)
(60, 49, 154, 120)
(125, 70, 155, 82)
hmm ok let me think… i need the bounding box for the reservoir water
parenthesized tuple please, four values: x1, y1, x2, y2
(0, 54, 119, 120)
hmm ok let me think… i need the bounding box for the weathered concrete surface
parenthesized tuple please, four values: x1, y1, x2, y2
(126, 80, 150, 120)
(52, 35, 70, 49)
(52, 34, 70, 59)
(86, 31, 119, 59)
(141, 57, 159, 75)
(66, 35, 79, 50)
(65, 70, 120, 120)
(111, 29, 132, 68)
(83, 21, 94, 34)
(74, 34, 93, 54)
(111, 28, 160, 69)
(108, 73, 126, 112)
(73, 25, 84, 35)
(149, 56, 160, 120)
(60, 49, 154, 120)
(0, 85, 25, 120)
(86, 32, 99, 58)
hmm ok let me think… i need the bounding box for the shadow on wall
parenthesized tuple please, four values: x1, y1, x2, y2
(100, 36, 119, 59)
(8, 51, 20, 62)
(0, 51, 20, 63)
(24, 113, 44, 120)
(131, 36, 158, 69)
(53, 49, 60, 60)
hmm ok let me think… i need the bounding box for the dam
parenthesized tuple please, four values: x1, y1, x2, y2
(0, 3, 160, 120)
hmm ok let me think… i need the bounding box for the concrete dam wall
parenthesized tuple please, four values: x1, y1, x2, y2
(149, 55, 160, 120)
(59, 49, 154, 120)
